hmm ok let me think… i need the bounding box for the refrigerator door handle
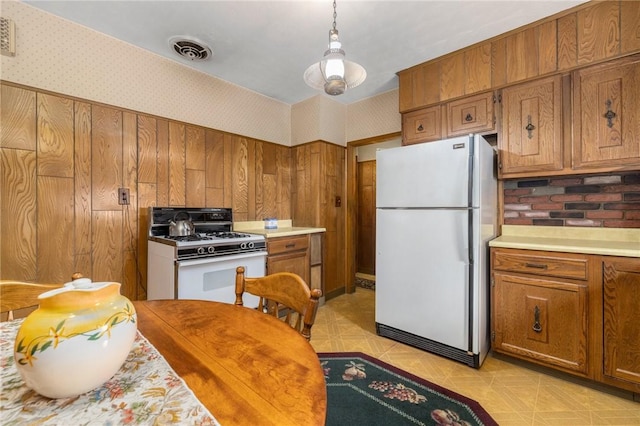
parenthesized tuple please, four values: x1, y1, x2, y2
(466, 134, 475, 264)
(466, 135, 475, 354)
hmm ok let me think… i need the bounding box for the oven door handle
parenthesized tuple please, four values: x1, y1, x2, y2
(176, 251, 267, 267)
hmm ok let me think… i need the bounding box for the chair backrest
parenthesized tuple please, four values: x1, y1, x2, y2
(0, 281, 63, 321)
(235, 266, 322, 341)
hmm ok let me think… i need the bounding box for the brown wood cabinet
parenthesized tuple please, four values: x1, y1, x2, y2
(266, 233, 324, 301)
(601, 258, 640, 389)
(267, 235, 310, 283)
(398, 62, 440, 113)
(402, 91, 495, 145)
(498, 75, 563, 177)
(398, 43, 492, 113)
(445, 91, 495, 137)
(398, 1, 640, 176)
(491, 247, 640, 395)
(491, 249, 590, 375)
(572, 54, 640, 171)
(402, 105, 442, 145)
(399, 1, 640, 114)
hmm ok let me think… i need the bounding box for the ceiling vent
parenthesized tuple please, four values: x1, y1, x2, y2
(168, 36, 212, 61)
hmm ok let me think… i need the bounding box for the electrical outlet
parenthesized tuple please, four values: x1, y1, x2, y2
(118, 188, 130, 205)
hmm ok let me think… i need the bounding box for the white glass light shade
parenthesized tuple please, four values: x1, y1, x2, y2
(323, 47, 345, 80)
(304, 60, 366, 96)
(303, 28, 366, 96)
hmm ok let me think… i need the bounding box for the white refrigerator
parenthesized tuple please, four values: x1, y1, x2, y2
(375, 134, 497, 368)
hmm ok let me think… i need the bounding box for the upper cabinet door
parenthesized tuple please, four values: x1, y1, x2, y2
(398, 62, 440, 113)
(402, 105, 442, 145)
(446, 91, 495, 137)
(572, 55, 640, 170)
(498, 75, 563, 177)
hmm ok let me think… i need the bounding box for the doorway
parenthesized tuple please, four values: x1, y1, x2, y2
(347, 135, 402, 290)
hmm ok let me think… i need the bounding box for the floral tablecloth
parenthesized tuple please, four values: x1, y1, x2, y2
(0, 319, 220, 425)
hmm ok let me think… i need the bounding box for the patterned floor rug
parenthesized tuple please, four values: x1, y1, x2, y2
(355, 277, 375, 290)
(318, 352, 497, 426)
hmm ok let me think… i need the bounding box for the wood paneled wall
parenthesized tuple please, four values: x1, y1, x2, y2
(291, 142, 346, 299)
(1, 83, 292, 300)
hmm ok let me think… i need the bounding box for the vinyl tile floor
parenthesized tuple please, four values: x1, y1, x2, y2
(309, 288, 640, 426)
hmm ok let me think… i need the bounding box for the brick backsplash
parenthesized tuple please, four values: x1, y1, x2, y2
(503, 172, 640, 228)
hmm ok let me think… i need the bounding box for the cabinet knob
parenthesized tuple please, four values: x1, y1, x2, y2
(465, 113, 473, 122)
(603, 99, 617, 128)
(417, 123, 424, 132)
(525, 115, 536, 139)
(532, 305, 542, 333)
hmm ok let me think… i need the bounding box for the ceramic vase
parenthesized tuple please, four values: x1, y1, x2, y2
(14, 277, 137, 399)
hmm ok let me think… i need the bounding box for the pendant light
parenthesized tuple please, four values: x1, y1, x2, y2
(303, 0, 366, 96)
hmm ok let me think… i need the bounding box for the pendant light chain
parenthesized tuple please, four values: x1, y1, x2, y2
(332, 0, 338, 31)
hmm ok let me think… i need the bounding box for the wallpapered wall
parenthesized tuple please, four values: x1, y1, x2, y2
(503, 172, 640, 227)
(292, 96, 347, 146)
(0, 1, 401, 147)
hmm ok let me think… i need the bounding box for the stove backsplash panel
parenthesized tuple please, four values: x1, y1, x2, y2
(503, 172, 640, 228)
(149, 207, 234, 236)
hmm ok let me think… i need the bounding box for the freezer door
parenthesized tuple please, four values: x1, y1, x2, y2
(376, 135, 472, 208)
(375, 208, 471, 351)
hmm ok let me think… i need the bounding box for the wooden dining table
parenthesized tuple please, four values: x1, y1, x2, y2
(133, 299, 327, 426)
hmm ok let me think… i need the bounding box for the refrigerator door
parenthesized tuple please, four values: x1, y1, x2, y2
(375, 208, 471, 351)
(376, 135, 473, 209)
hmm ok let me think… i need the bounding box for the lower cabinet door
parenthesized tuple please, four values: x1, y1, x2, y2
(492, 273, 588, 375)
(603, 259, 640, 386)
(267, 250, 309, 283)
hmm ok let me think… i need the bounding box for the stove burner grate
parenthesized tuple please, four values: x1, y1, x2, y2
(206, 232, 252, 239)
(166, 234, 212, 242)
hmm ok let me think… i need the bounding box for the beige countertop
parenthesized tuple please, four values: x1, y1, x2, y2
(234, 220, 326, 238)
(489, 225, 640, 258)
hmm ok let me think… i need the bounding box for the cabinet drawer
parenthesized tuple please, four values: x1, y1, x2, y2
(267, 235, 308, 255)
(492, 273, 588, 374)
(492, 250, 588, 281)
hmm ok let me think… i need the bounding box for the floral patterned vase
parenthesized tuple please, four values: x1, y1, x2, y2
(14, 277, 137, 399)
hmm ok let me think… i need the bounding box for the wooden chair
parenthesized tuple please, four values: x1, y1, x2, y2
(0, 273, 81, 321)
(235, 266, 322, 341)
(0, 282, 62, 321)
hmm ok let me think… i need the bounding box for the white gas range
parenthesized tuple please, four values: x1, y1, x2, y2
(146, 207, 264, 306)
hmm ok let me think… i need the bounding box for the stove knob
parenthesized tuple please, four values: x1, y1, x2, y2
(208, 246, 215, 254)
(240, 242, 247, 249)
(248, 242, 255, 249)
(197, 247, 206, 255)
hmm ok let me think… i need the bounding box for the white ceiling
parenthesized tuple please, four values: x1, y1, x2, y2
(24, 0, 587, 105)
